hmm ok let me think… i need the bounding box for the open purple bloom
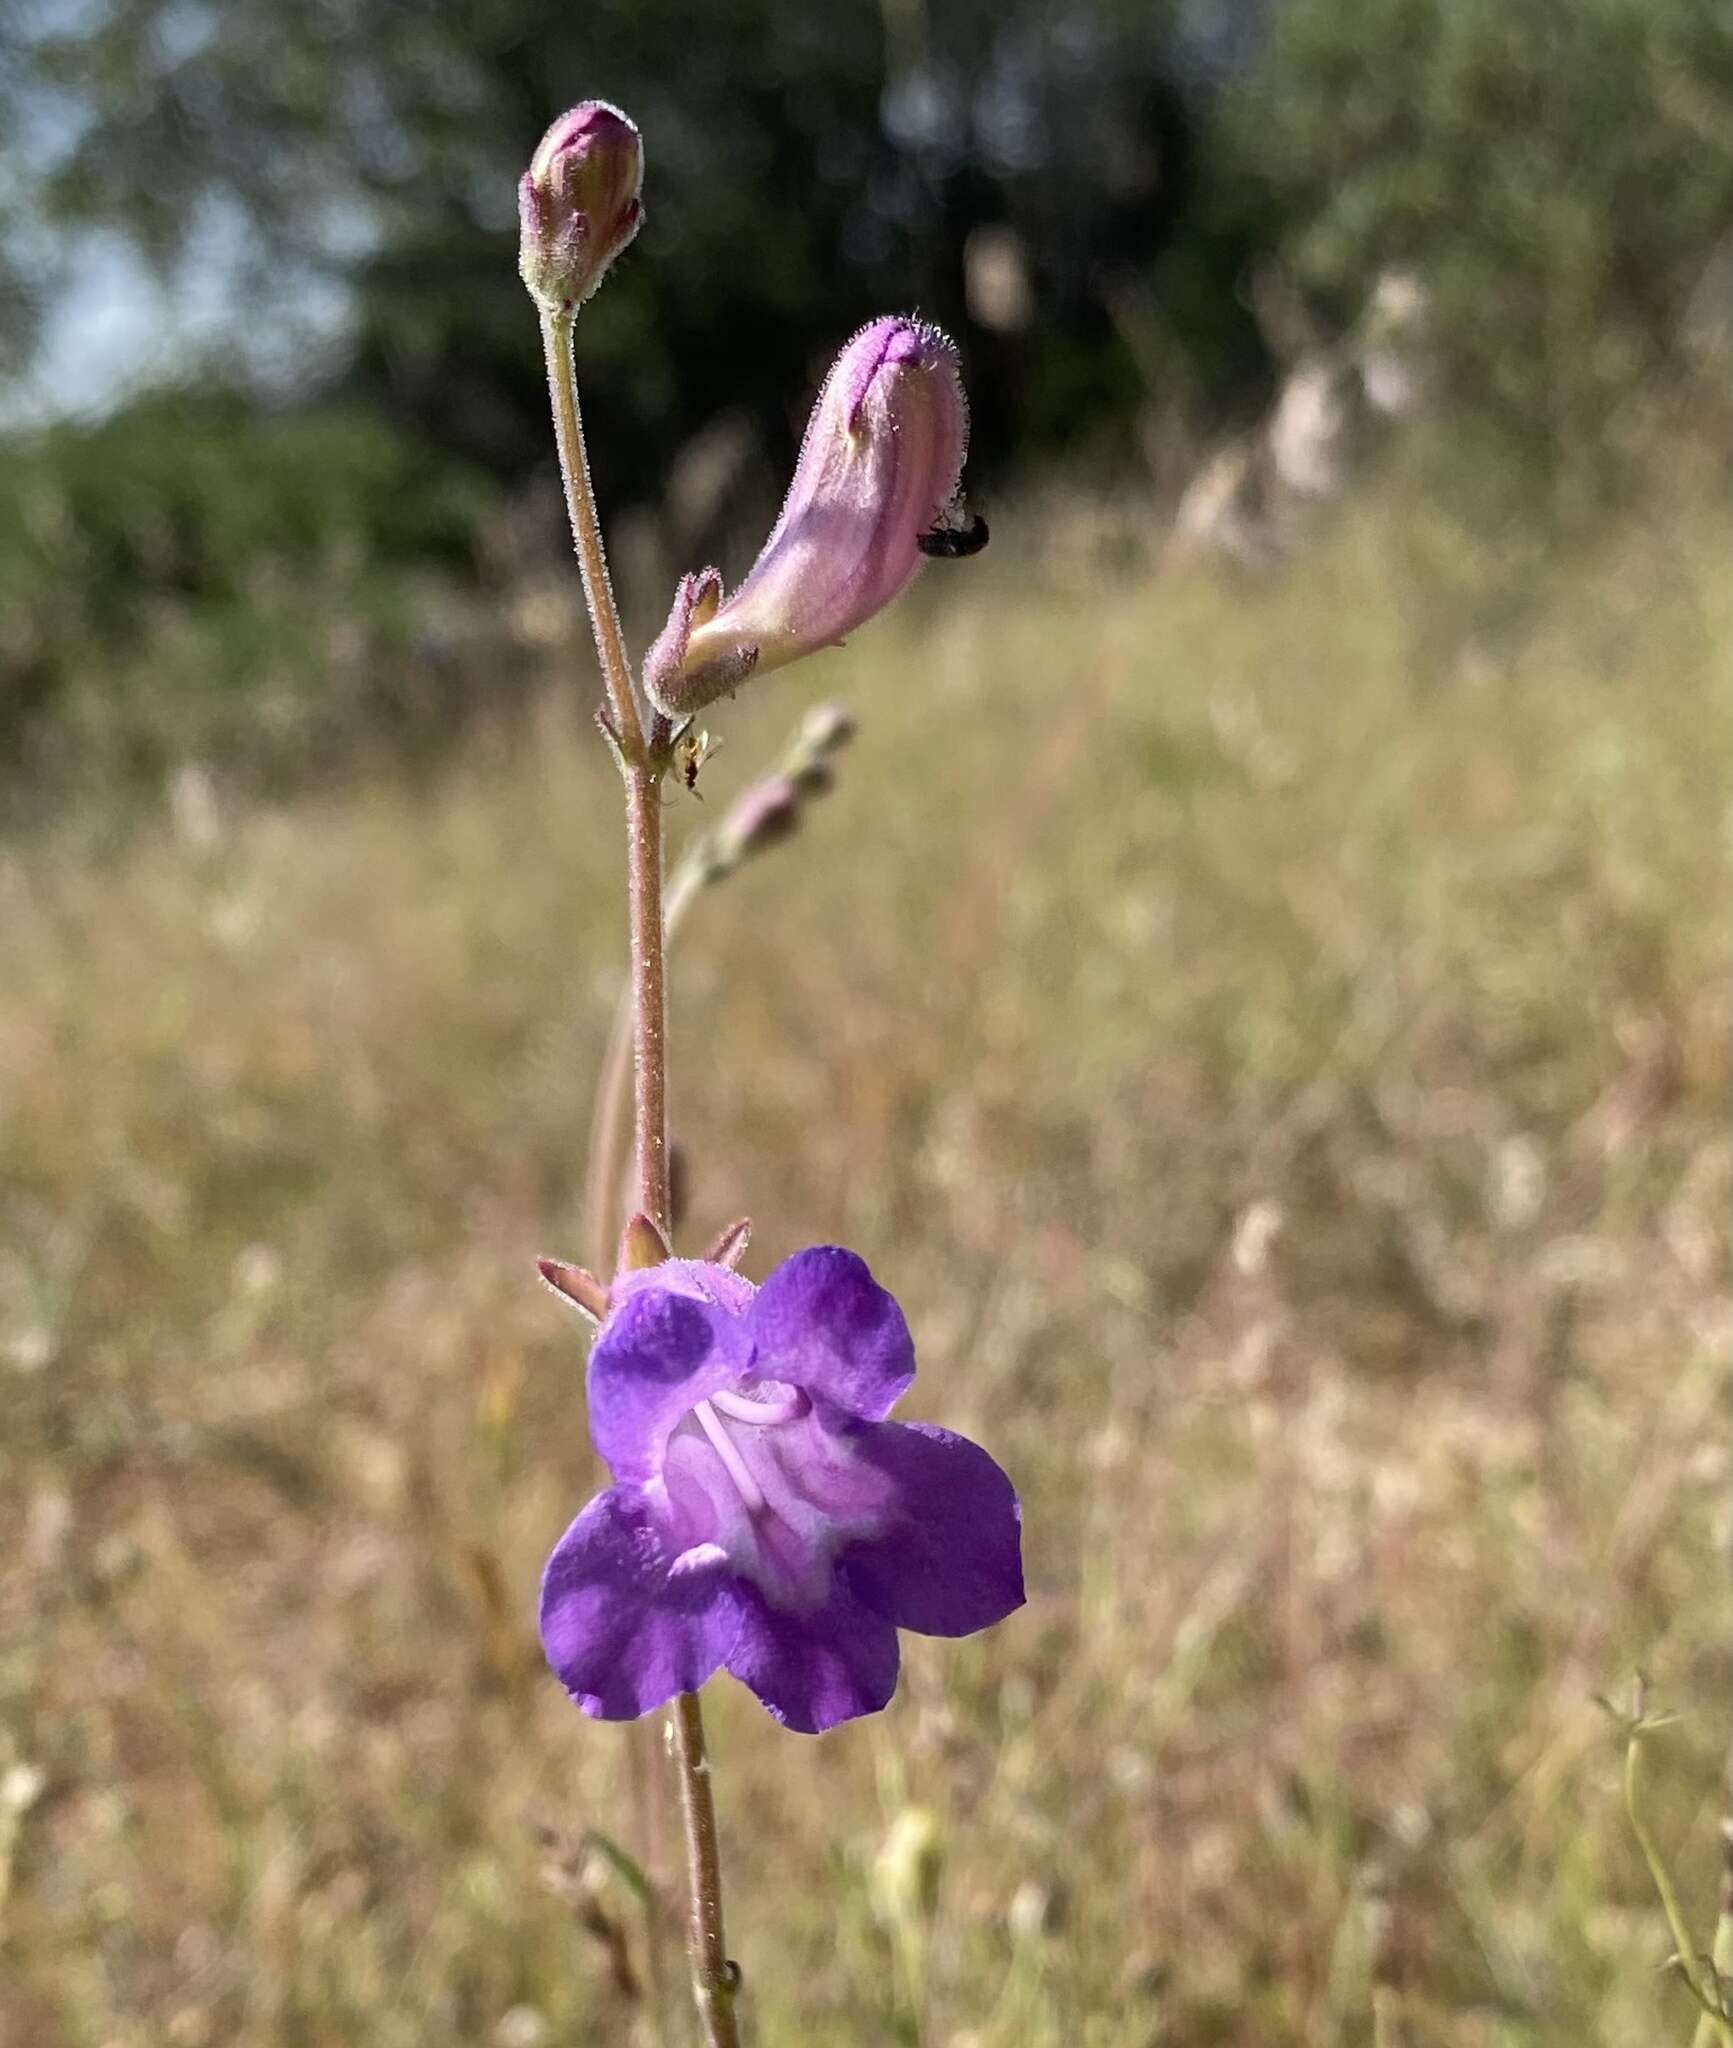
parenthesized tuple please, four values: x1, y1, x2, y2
(540, 1248, 1023, 1734)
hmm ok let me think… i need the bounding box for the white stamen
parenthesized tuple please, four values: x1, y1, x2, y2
(710, 1386, 806, 1426)
(694, 1399, 766, 1515)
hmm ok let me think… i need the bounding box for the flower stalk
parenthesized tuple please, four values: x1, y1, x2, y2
(672, 1691, 738, 2043)
(526, 101, 1007, 2048)
(583, 702, 859, 1272)
(539, 309, 646, 765)
(539, 293, 739, 2048)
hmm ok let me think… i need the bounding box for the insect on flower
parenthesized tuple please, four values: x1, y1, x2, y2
(675, 725, 723, 798)
(916, 503, 989, 560)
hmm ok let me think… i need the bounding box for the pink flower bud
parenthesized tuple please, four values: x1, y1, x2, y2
(719, 774, 803, 859)
(643, 318, 968, 718)
(518, 101, 644, 312)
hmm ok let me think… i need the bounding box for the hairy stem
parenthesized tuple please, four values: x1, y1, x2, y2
(625, 762, 672, 1237)
(671, 1690, 740, 2047)
(626, 748, 739, 2048)
(584, 850, 710, 1268)
(546, 325, 738, 2048)
(540, 308, 645, 762)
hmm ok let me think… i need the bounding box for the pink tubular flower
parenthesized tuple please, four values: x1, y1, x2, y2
(643, 318, 968, 719)
(519, 101, 644, 312)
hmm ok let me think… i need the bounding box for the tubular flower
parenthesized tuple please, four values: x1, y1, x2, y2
(518, 101, 644, 312)
(539, 1248, 1023, 1734)
(642, 318, 968, 719)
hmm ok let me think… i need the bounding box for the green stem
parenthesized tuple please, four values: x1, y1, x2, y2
(1627, 1725, 1733, 2047)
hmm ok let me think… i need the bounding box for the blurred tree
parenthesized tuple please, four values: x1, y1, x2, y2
(3, 0, 1725, 493)
(3, 0, 1728, 809)
(1225, 0, 1733, 496)
(1, 0, 1218, 492)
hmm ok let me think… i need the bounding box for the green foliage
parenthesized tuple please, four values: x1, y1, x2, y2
(0, 0, 1202, 484)
(1227, 0, 1733, 489)
(1, 0, 1727, 803)
(0, 392, 499, 805)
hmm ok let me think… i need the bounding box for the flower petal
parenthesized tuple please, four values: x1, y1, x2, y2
(539, 1485, 738, 1720)
(724, 1575, 901, 1733)
(642, 568, 760, 716)
(839, 1422, 1025, 1638)
(748, 1247, 915, 1422)
(588, 1275, 752, 1484)
(609, 1257, 755, 1318)
(642, 317, 967, 717)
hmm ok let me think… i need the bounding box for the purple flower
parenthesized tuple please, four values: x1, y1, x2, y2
(519, 101, 645, 312)
(642, 318, 969, 718)
(539, 1248, 1023, 1734)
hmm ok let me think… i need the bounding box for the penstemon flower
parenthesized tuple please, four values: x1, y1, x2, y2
(643, 316, 968, 718)
(525, 99, 1007, 2037)
(540, 1248, 1024, 1734)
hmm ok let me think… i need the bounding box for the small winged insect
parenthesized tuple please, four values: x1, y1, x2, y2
(917, 501, 989, 560)
(675, 725, 722, 797)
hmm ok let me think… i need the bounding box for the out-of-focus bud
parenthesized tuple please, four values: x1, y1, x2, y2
(870, 1806, 945, 1933)
(797, 702, 858, 757)
(717, 775, 802, 861)
(643, 317, 968, 718)
(785, 758, 835, 801)
(519, 101, 644, 313)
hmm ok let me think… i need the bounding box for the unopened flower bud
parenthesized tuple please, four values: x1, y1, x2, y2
(797, 703, 857, 758)
(719, 775, 802, 860)
(519, 101, 644, 313)
(643, 317, 968, 717)
(786, 758, 835, 801)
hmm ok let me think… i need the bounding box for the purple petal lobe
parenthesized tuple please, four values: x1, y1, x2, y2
(644, 569, 761, 715)
(839, 1421, 1025, 1637)
(724, 1576, 900, 1733)
(539, 1486, 737, 1719)
(610, 1258, 754, 1318)
(588, 1277, 750, 1483)
(749, 1247, 914, 1421)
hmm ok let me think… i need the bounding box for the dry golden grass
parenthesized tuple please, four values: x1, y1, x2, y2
(3, 439, 1728, 2046)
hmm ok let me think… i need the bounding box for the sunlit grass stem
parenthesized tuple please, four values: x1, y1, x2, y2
(1624, 1710, 1733, 2048)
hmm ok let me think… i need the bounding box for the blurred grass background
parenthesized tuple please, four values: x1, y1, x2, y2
(5, 431, 1727, 2045)
(1, 0, 1730, 2042)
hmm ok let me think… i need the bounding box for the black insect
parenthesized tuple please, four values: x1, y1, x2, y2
(916, 510, 990, 560)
